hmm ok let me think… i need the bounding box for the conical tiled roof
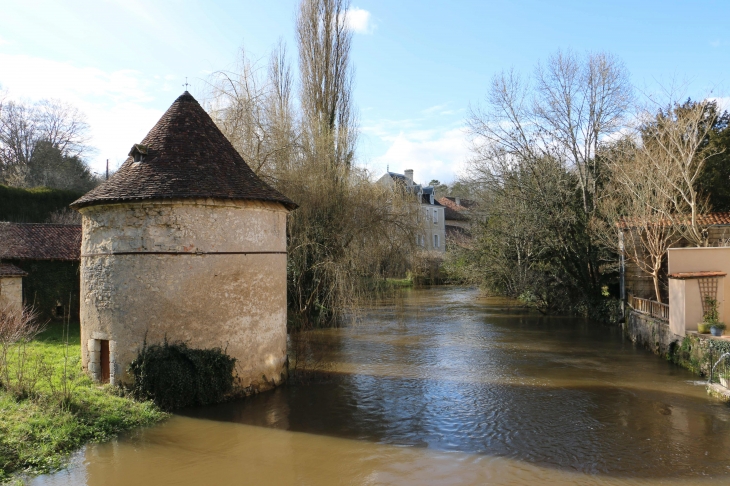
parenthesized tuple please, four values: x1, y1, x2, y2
(71, 92, 297, 210)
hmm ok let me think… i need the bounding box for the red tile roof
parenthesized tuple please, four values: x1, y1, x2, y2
(0, 223, 81, 261)
(668, 271, 727, 279)
(437, 197, 469, 221)
(0, 263, 27, 277)
(618, 212, 730, 229)
(71, 91, 297, 211)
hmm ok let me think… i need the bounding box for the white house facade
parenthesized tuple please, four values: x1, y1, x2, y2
(378, 169, 446, 253)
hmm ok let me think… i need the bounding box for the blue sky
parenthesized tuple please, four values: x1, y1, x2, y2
(1, 0, 728, 184)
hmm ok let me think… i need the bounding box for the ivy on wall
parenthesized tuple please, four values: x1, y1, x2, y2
(0, 185, 83, 223)
(128, 341, 237, 410)
(8, 259, 80, 321)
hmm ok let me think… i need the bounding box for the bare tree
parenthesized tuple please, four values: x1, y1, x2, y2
(208, 0, 421, 328)
(468, 50, 632, 216)
(0, 302, 45, 397)
(465, 50, 632, 313)
(638, 98, 722, 246)
(36, 99, 90, 159)
(598, 140, 680, 302)
(297, 0, 356, 170)
(207, 41, 298, 185)
(0, 97, 92, 188)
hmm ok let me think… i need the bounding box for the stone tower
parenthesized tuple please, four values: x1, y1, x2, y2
(71, 91, 296, 392)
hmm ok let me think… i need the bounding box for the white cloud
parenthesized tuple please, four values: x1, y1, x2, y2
(0, 35, 9, 46)
(346, 7, 374, 34)
(422, 104, 448, 115)
(369, 128, 470, 185)
(710, 97, 730, 113)
(0, 54, 153, 103)
(0, 53, 164, 173)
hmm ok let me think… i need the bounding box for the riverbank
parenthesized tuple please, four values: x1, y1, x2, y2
(33, 287, 730, 485)
(624, 310, 730, 401)
(0, 324, 166, 482)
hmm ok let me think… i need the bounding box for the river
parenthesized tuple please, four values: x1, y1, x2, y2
(33, 287, 730, 485)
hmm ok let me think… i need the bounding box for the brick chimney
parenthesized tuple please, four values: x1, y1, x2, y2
(404, 169, 414, 183)
(455, 196, 461, 206)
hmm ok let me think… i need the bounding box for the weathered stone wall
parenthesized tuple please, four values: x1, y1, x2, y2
(78, 198, 289, 394)
(625, 311, 681, 359)
(0, 276, 23, 309)
(625, 310, 730, 377)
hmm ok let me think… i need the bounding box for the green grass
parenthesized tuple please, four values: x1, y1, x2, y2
(385, 277, 414, 288)
(0, 323, 167, 482)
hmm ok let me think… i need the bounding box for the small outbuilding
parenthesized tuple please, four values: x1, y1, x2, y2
(0, 263, 27, 310)
(71, 91, 296, 389)
(0, 222, 81, 319)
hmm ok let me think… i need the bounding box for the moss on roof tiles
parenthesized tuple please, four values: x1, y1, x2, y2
(71, 92, 297, 210)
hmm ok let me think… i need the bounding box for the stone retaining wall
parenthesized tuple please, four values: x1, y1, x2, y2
(625, 309, 730, 377)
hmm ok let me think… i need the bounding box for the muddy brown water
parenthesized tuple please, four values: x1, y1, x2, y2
(33, 287, 730, 485)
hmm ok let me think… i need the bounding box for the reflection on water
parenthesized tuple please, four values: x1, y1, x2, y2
(33, 287, 730, 485)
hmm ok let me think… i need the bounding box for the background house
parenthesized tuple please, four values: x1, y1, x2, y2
(0, 222, 81, 319)
(438, 196, 475, 248)
(0, 263, 27, 310)
(378, 169, 446, 253)
(623, 212, 730, 301)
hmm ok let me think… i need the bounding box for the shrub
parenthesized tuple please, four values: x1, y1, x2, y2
(0, 185, 83, 223)
(0, 303, 46, 397)
(128, 341, 236, 410)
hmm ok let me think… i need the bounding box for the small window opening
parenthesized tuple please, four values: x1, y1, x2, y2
(128, 143, 148, 163)
(434, 234, 440, 248)
(100, 340, 110, 384)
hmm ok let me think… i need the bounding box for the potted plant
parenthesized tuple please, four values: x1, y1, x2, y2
(711, 322, 726, 337)
(699, 297, 720, 334)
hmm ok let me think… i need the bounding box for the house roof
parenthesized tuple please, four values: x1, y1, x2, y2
(437, 197, 471, 221)
(421, 193, 444, 206)
(0, 263, 27, 277)
(0, 223, 81, 261)
(382, 171, 446, 206)
(668, 271, 728, 280)
(618, 212, 730, 229)
(71, 91, 297, 211)
(439, 196, 476, 209)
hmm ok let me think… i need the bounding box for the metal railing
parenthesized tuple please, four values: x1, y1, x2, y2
(628, 294, 669, 321)
(710, 352, 730, 389)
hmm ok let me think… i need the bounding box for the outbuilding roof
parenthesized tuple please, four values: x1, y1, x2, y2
(0, 223, 81, 261)
(618, 212, 730, 229)
(71, 91, 297, 210)
(437, 197, 473, 221)
(0, 263, 27, 277)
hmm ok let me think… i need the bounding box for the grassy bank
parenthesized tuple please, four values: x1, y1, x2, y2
(0, 323, 167, 481)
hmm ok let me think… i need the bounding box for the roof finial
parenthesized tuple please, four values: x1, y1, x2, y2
(183, 77, 190, 91)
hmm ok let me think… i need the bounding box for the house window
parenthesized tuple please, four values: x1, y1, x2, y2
(433, 209, 438, 224)
(434, 234, 440, 248)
